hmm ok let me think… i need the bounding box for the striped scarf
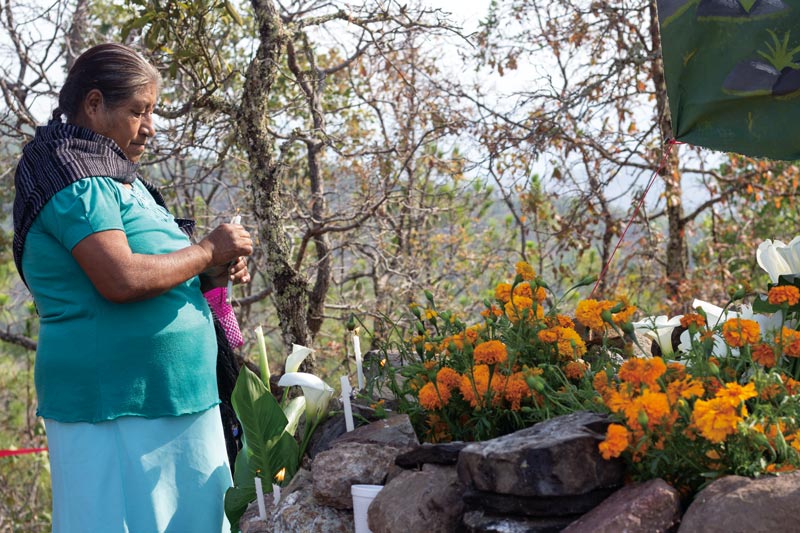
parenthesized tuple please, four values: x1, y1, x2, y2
(12, 118, 194, 285)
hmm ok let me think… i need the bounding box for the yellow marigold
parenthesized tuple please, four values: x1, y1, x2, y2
(598, 424, 629, 460)
(418, 381, 450, 410)
(721, 318, 760, 347)
(680, 313, 706, 329)
(494, 283, 512, 303)
(473, 340, 508, 365)
(768, 285, 800, 306)
(667, 377, 705, 404)
(691, 397, 743, 443)
(436, 367, 462, 391)
(503, 372, 531, 410)
(515, 261, 536, 281)
(555, 327, 587, 360)
(513, 282, 533, 300)
(425, 309, 438, 320)
(715, 381, 757, 407)
(564, 360, 588, 380)
(538, 328, 559, 343)
(752, 343, 777, 368)
(575, 299, 614, 331)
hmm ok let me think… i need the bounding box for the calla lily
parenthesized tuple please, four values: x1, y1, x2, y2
(632, 315, 683, 357)
(285, 344, 314, 374)
(277, 372, 334, 425)
(757, 238, 800, 284)
(254, 326, 270, 389)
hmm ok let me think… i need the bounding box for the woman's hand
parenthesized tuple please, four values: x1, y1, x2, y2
(201, 257, 251, 291)
(197, 223, 253, 266)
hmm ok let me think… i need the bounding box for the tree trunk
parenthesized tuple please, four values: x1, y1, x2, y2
(650, 0, 687, 306)
(241, 0, 314, 365)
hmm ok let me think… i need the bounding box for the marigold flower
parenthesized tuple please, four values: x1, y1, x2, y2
(556, 315, 575, 329)
(612, 305, 637, 326)
(691, 397, 743, 443)
(515, 261, 536, 281)
(513, 282, 533, 300)
(480, 305, 504, 318)
(494, 283, 512, 303)
(786, 377, 800, 395)
(425, 309, 438, 320)
(666, 377, 705, 404)
(721, 318, 760, 347)
(564, 360, 588, 380)
(624, 390, 671, 431)
(751, 343, 777, 368)
(423, 361, 437, 370)
(680, 313, 706, 329)
(593, 369, 610, 395)
(598, 424, 629, 460)
(768, 285, 800, 306)
(503, 372, 531, 410)
(537, 328, 559, 343)
(780, 327, 800, 357)
(473, 340, 508, 365)
(504, 295, 542, 323)
(534, 286, 547, 303)
(640, 357, 667, 387)
(554, 327, 587, 360)
(459, 365, 502, 408)
(575, 299, 614, 331)
(619, 358, 645, 386)
(436, 367, 462, 390)
(665, 362, 686, 381)
(465, 325, 483, 343)
(418, 381, 451, 410)
(715, 381, 757, 406)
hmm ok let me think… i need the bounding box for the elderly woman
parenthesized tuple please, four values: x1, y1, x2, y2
(12, 43, 252, 532)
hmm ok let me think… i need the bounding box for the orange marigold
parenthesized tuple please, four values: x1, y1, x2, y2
(666, 377, 705, 404)
(612, 305, 637, 326)
(503, 372, 531, 410)
(459, 365, 502, 408)
(624, 390, 671, 431)
(473, 340, 508, 365)
(780, 327, 800, 358)
(640, 357, 667, 387)
(768, 285, 800, 306)
(564, 360, 588, 380)
(721, 318, 760, 347)
(436, 367, 462, 390)
(752, 343, 777, 368)
(575, 299, 614, 331)
(715, 381, 757, 407)
(505, 295, 542, 323)
(480, 305, 504, 318)
(598, 424, 629, 460)
(556, 314, 575, 329)
(515, 261, 536, 281)
(494, 283, 512, 303)
(680, 313, 706, 329)
(593, 369, 610, 395)
(534, 286, 547, 303)
(418, 381, 451, 410)
(618, 358, 645, 387)
(513, 282, 533, 300)
(555, 327, 587, 360)
(537, 328, 559, 343)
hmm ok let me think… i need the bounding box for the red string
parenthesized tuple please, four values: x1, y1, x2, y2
(0, 447, 48, 458)
(590, 139, 681, 298)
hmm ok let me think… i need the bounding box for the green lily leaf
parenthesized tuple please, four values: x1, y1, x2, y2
(223, 485, 256, 533)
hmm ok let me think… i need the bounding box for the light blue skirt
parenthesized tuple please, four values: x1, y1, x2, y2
(45, 406, 233, 533)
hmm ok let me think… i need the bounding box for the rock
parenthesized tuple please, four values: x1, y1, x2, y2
(457, 411, 624, 497)
(368, 464, 465, 533)
(239, 469, 353, 533)
(678, 472, 800, 532)
(562, 479, 680, 533)
(332, 413, 419, 451)
(461, 510, 578, 533)
(395, 441, 469, 468)
(312, 442, 401, 509)
(463, 487, 617, 517)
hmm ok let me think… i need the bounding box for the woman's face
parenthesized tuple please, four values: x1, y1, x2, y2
(82, 82, 158, 163)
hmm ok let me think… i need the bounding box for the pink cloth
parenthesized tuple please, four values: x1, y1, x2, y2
(204, 287, 244, 348)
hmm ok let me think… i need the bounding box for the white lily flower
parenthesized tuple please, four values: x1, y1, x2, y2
(632, 315, 683, 357)
(277, 372, 334, 424)
(757, 238, 800, 284)
(285, 344, 314, 374)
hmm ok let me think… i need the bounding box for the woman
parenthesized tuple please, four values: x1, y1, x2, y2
(12, 43, 252, 532)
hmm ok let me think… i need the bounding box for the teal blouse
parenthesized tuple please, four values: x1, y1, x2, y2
(22, 177, 219, 423)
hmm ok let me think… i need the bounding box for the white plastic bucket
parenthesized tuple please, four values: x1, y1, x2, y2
(351, 484, 384, 533)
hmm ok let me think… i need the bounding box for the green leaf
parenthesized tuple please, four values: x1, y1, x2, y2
(739, 0, 757, 12)
(224, 485, 256, 533)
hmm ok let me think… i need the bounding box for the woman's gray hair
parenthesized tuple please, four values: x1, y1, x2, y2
(54, 43, 161, 122)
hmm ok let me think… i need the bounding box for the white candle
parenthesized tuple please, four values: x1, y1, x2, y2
(254, 476, 267, 520)
(272, 483, 281, 505)
(226, 214, 242, 304)
(353, 332, 364, 390)
(340, 375, 355, 432)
